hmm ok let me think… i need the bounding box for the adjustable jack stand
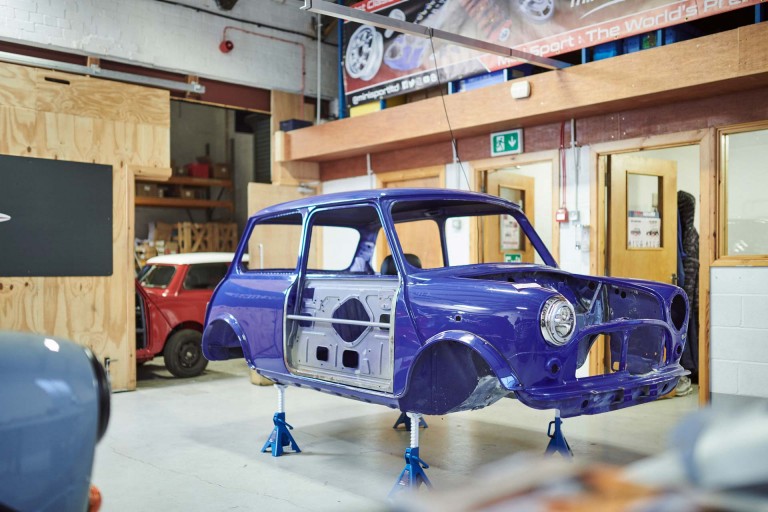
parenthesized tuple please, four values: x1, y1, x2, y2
(545, 409, 573, 457)
(389, 412, 432, 498)
(393, 411, 428, 431)
(261, 384, 301, 457)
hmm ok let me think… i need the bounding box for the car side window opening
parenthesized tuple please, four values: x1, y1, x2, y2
(389, 199, 554, 268)
(182, 263, 228, 290)
(240, 212, 303, 272)
(285, 204, 396, 392)
(306, 205, 394, 276)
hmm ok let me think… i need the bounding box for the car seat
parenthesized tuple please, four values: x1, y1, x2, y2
(380, 254, 422, 275)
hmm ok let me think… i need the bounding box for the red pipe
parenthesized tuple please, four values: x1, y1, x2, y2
(221, 25, 306, 119)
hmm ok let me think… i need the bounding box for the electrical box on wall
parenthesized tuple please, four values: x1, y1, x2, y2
(555, 207, 569, 223)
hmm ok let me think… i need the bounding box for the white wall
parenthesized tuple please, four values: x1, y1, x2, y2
(710, 267, 768, 400)
(558, 146, 591, 276)
(0, 0, 337, 99)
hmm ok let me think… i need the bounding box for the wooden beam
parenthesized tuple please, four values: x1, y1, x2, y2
(284, 23, 768, 163)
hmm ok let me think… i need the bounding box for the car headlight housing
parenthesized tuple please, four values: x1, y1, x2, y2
(540, 295, 576, 346)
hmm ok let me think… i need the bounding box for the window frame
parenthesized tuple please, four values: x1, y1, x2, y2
(236, 210, 305, 274)
(302, 202, 398, 278)
(717, 121, 768, 266)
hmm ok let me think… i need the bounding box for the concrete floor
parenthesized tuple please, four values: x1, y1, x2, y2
(92, 359, 698, 511)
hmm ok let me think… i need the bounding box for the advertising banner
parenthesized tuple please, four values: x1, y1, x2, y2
(343, 0, 761, 107)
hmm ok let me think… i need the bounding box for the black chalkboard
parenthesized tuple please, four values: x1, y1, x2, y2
(0, 155, 113, 276)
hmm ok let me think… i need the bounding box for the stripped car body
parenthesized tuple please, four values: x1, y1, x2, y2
(203, 188, 688, 418)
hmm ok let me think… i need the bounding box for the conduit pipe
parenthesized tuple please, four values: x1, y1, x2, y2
(221, 25, 306, 119)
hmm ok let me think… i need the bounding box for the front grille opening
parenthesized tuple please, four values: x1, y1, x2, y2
(579, 327, 667, 379)
(670, 294, 687, 331)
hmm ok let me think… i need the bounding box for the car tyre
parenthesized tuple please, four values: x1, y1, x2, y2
(164, 329, 208, 378)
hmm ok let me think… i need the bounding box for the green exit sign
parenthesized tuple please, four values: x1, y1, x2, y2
(490, 129, 523, 157)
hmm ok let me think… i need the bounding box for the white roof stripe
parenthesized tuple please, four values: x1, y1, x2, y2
(146, 252, 237, 265)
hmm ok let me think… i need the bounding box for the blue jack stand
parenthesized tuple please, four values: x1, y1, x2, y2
(393, 411, 428, 431)
(389, 412, 432, 498)
(545, 410, 573, 457)
(260, 385, 301, 457)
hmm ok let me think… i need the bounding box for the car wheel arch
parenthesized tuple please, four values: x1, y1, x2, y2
(397, 331, 520, 415)
(202, 314, 249, 361)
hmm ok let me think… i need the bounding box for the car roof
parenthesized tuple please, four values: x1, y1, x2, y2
(255, 188, 521, 217)
(146, 252, 236, 266)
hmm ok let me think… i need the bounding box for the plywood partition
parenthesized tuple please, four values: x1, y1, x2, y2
(270, 91, 319, 186)
(0, 62, 170, 391)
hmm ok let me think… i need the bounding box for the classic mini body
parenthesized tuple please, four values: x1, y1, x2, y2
(136, 252, 235, 377)
(201, 188, 689, 492)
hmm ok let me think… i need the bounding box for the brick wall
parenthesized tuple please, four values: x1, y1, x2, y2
(711, 267, 768, 399)
(0, 0, 337, 98)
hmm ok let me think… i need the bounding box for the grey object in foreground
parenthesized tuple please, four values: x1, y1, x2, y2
(0, 331, 110, 512)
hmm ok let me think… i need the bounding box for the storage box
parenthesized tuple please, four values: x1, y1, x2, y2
(137, 183, 159, 197)
(150, 221, 177, 242)
(185, 163, 210, 178)
(212, 163, 231, 180)
(179, 187, 196, 199)
(279, 119, 313, 131)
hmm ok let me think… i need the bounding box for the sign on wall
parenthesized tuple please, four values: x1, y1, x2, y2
(491, 129, 523, 157)
(343, 0, 762, 106)
(0, 155, 113, 277)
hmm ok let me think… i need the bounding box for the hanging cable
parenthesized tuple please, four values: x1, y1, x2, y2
(428, 34, 471, 191)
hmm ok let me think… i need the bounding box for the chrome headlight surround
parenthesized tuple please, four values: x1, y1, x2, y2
(540, 295, 576, 346)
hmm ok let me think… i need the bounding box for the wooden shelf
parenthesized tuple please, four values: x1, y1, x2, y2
(136, 176, 233, 188)
(135, 196, 233, 210)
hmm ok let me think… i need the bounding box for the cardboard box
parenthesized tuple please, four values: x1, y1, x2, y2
(179, 187, 196, 199)
(137, 183, 159, 197)
(212, 163, 230, 180)
(150, 222, 176, 242)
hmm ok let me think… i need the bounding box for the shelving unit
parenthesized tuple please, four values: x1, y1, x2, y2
(135, 176, 234, 211)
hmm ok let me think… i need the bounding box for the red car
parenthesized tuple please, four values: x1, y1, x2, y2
(135, 253, 234, 377)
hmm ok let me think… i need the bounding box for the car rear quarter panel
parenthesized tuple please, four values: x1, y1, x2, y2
(205, 272, 294, 375)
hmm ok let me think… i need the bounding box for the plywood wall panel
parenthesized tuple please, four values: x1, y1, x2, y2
(270, 91, 319, 185)
(0, 106, 36, 155)
(0, 61, 169, 391)
(34, 70, 170, 126)
(0, 63, 36, 110)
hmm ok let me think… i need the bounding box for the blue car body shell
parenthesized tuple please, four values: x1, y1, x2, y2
(203, 188, 688, 418)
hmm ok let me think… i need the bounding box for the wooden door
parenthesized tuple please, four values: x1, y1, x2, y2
(608, 155, 677, 284)
(483, 172, 535, 263)
(377, 167, 444, 270)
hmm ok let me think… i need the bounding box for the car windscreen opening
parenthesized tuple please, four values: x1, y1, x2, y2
(139, 265, 176, 288)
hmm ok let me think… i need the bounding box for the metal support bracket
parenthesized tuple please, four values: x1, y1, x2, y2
(301, 0, 569, 70)
(261, 412, 302, 457)
(545, 411, 573, 457)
